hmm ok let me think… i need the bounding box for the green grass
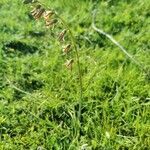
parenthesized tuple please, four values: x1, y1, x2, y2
(0, 0, 150, 149)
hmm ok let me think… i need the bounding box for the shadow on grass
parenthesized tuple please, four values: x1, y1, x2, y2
(3, 41, 38, 55)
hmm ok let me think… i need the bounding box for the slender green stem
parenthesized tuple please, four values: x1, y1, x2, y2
(55, 14, 83, 121)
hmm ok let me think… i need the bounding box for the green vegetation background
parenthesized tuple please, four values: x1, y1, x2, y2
(0, 0, 150, 149)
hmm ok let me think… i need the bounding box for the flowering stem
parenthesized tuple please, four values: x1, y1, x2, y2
(55, 14, 83, 122)
(36, 1, 83, 122)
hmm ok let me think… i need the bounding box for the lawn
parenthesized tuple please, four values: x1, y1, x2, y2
(0, 0, 150, 149)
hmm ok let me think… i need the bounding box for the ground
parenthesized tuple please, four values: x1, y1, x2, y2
(0, 0, 150, 149)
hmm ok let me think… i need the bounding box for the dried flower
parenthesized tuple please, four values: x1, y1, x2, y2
(43, 10, 55, 21)
(45, 19, 58, 28)
(58, 29, 67, 42)
(28, 3, 74, 70)
(62, 44, 71, 55)
(31, 4, 41, 14)
(30, 5, 45, 20)
(34, 8, 45, 19)
(64, 59, 74, 69)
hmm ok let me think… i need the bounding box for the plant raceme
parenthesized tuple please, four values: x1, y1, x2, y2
(23, 0, 83, 125)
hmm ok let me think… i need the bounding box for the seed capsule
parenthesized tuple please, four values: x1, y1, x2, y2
(43, 10, 55, 21)
(31, 5, 45, 20)
(34, 8, 45, 20)
(45, 19, 58, 28)
(64, 59, 74, 70)
(31, 5, 41, 14)
(62, 44, 71, 55)
(58, 29, 67, 42)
